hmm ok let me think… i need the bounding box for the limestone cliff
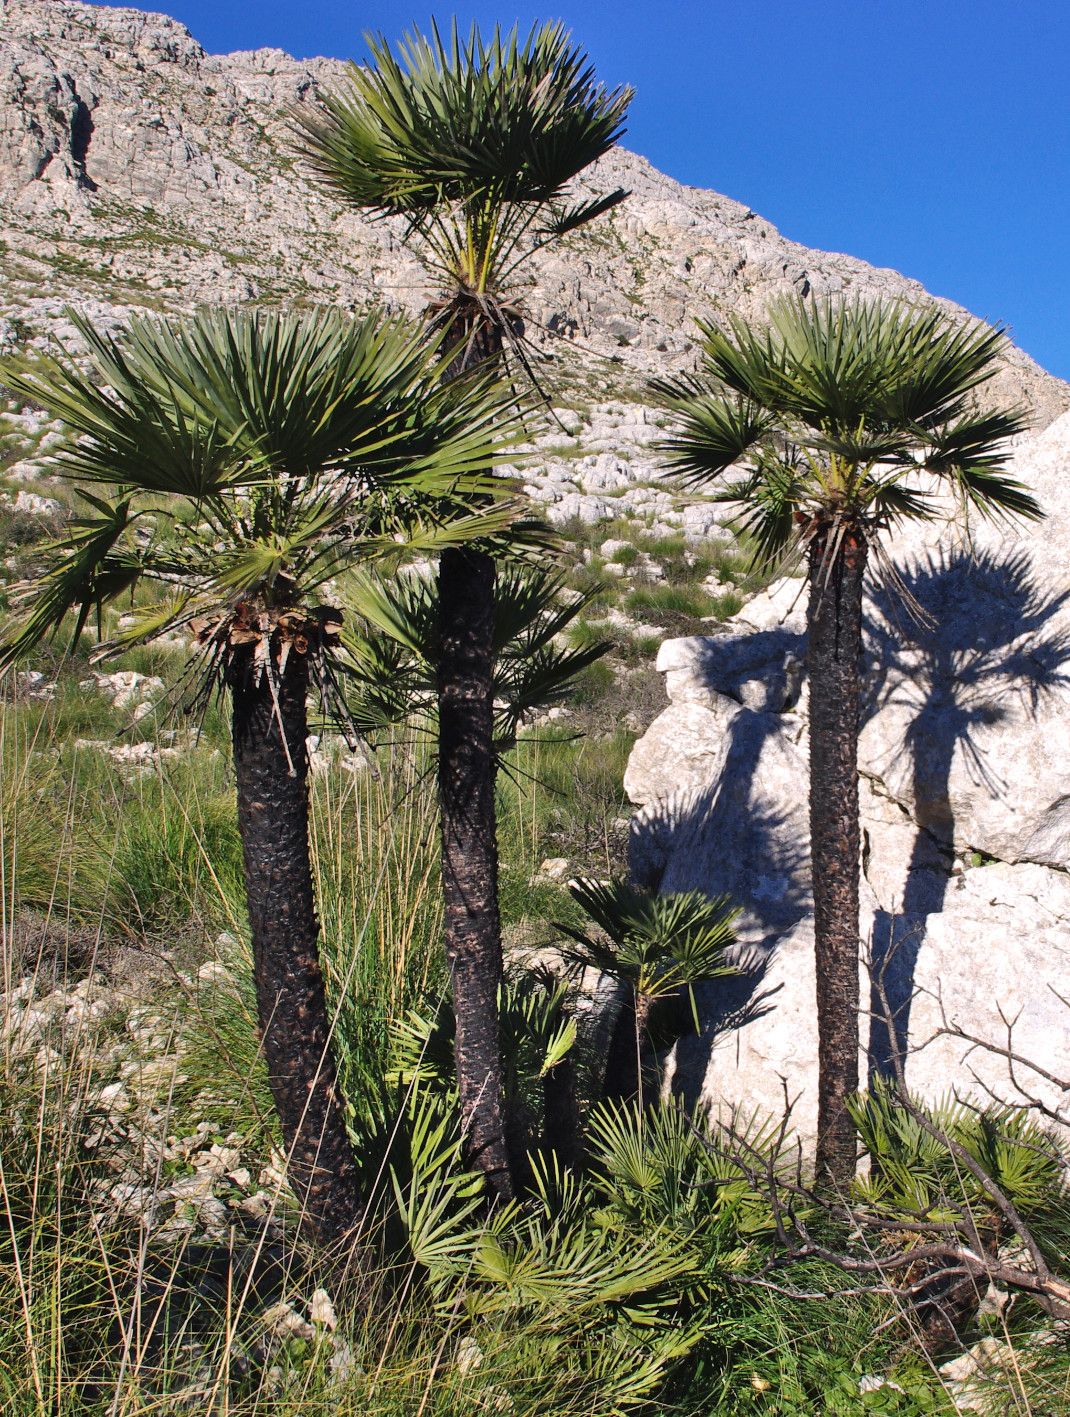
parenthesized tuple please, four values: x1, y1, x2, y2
(1, 0, 1066, 444)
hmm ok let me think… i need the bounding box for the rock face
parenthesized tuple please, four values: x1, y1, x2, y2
(1, 0, 1068, 523)
(627, 413, 1070, 1142)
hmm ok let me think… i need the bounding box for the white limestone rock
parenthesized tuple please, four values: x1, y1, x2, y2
(545, 492, 615, 527)
(670, 860, 1070, 1153)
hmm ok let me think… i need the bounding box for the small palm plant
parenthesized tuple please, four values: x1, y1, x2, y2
(342, 561, 610, 749)
(654, 297, 1039, 1189)
(849, 1084, 1066, 1351)
(560, 879, 739, 1107)
(0, 306, 515, 1245)
(295, 20, 632, 1200)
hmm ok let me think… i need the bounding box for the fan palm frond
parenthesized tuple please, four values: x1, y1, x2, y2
(340, 563, 611, 748)
(918, 408, 1040, 521)
(539, 188, 629, 240)
(389, 971, 577, 1096)
(657, 296, 1036, 568)
(0, 491, 143, 666)
(585, 1101, 784, 1245)
(850, 1082, 1065, 1218)
(293, 20, 632, 293)
(652, 386, 774, 486)
(0, 307, 521, 681)
(560, 878, 739, 1004)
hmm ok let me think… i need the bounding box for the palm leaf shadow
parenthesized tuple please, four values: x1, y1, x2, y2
(627, 627, 811, 1110)
(864, 545, 1070, 1080)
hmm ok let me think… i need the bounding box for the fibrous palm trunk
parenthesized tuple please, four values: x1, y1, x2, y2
(602, 989, 653, 1108)
(228, 640, 365, 1244)
(807, 528, 867, 1191)
(437, 315, 513, 1204)
(438, 543, 513, 1202)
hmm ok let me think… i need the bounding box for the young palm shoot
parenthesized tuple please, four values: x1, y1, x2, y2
(295, 20, 632, 1201)
(0, 307, 516, 1247)
(559, 879, 739, 1108)
(654, 296, 1039, 1189)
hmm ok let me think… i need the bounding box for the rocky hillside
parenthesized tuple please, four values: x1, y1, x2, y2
(2, 0, 1068, 533)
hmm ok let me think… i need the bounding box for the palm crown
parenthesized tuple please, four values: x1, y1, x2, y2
(294, 20, 633, 299)
(653, 297, 1040, 569)
(0, 307, 517, 676)
(559, 878, 738, 1008)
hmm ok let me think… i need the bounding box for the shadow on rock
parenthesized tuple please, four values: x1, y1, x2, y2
(629, 627, 813, 1110)
(864, 545, 1070, 1080)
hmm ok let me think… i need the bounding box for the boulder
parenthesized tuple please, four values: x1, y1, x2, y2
(627, 414, 1070, 1142)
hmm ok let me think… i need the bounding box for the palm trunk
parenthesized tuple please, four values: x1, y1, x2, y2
(228, 640, 365, 1245)
(438, 543, 513, 1202)
(807, 528, 867, 1190)
(436, 315, 513, 1203)
(602, 988, 653, 1108)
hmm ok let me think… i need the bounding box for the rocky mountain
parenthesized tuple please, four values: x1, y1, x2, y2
(1, 0, 1068, 522)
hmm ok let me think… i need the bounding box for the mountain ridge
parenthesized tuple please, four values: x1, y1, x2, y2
(2, 0, 1067, 435)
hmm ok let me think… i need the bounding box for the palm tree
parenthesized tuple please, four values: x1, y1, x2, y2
(0, 306, 515, 1244)
(654, 297, 1040, 1189)
(295, 20, 632, 1200)
(559, 879, 738, 1108)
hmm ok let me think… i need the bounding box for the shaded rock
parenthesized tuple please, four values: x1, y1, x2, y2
(628, 417, 1070, 1146)
(664, 856, 1070, 1144)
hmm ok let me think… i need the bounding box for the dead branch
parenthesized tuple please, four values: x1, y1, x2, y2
(707, 976, 1070, 1341)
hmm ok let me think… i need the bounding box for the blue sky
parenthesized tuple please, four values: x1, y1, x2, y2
(91, 0, 1070, 381)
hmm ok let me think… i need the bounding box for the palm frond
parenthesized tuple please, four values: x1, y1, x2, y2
(654, 296, 1038, 557)
(293, 20, 631, 291)
(341, 562, 611, 746)
(653, 391, 773, 488)
(560, 879, 739, 1001)
(297, 21, 631, 209)
(388, 1086, 484, 1269)
(727, 456, 810, 571)
(850, 1082, 1065, 1218)
(495, 638, 610, 747)
(862, 472, 936, 525)
(539, 187, 629, 239)
(876, 312, 1015, 427)
(0, 491, 143, 666)
(694, 312, 793, 409)
(918, 408, 1041, 522)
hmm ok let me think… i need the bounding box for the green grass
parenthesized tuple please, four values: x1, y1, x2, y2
(624, 582, 717, 625)
(0, 680, 1060, 1417)
(498, 725, 637, 903)
(709, 588, 746, 619)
